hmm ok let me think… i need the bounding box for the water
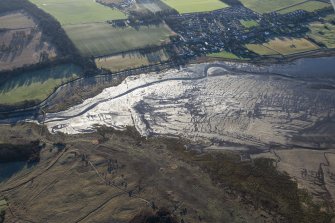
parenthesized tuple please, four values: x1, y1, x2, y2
(269, 56, 335, 78)
(0, 161, 27, 182)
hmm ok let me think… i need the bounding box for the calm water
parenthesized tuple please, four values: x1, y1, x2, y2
(0, 161, 27, 182)
(224, 56, 335, 80)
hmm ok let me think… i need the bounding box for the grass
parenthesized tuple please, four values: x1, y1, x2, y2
(0, 11, 35, 29)
(240, 19, 258, 28)
(207, 51, 240, 59)
(245, 44, 279, 55)
(308, 22, 335, 48)
(0, 64, 81, 105)
(95, 49, 169, 72)
(161, 0, 229, 14)
(239, 0, 305, 13)
(324, 14, 335, 22)
(263, 37, 319, 55)
(278, 1, 331, 14)
(28, 0, 127, 25)
(64, 23, 173, 57)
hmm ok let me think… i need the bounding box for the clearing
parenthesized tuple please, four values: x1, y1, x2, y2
(161, 0, 228, 14)
(28, 0, 126, 25)
(64, 23, 173, 57)
(95, 49, 169, 72)
(239, 0, 305, 14)
(277, 1, 331, 14)
(0, 64, 81, 105)
(308, 22, 335, 48)
(0, 11, 58, 71)
(263, 37, 319, 55)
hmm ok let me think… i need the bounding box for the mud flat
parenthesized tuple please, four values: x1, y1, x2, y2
(44, 60, 335, 148)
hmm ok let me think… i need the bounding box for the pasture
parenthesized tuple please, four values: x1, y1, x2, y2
(278, 1, 331, 14)
(245, 44, 279, 55)
(263, 37, 319, 55)
(0, 64, 81, 105)
(308, 22, 335, 48)
(29, 0, 127, 25)
(207, 51, 240, 59)
(239, 0, 304, 13)
(240, 20, 258, 28)
(161, 0, 228, 14)
(95, 49, 169, 72)
(64, 23, 173, 57)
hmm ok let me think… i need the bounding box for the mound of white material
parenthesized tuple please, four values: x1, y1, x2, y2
(45, 67, 334, 147)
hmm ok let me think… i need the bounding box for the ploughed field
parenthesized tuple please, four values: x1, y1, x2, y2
(0, 11, 58, 71)
(95, 49, 170, 72)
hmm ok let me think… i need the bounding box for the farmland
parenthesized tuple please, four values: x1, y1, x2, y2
(262, 37, 319, 55)
(0, 11, 58, 71)
(0, 64, 81, 105)
(308, 22, 335, 48)
(239, 0, 305, 13)
(64, 23, 173, 57)
(95, 49, 169, 72)
(161, 0, 228, 14)
(278, 1, 331, 14)
(28, 0, 126, 25)
(136, 0, 172, 13)
(245, 44, 280, 56)
(207, 51, 240, 59)
(0, 11, 36, 29)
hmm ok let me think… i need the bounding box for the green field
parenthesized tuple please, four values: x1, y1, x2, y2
(0, 64, 81, 105)
(239, 0, 304, 13)
(207, 51, 240, 59)
(263, 37, 319, 55)
(308, 22, 335, 48)
(64, 23, 173, 57)
(278, 1, 331, 14)
(29, 0, 127, 25)
(240, 19, 258, 28)
(162, 0, 228, 14)
(245, 44, 279, 55)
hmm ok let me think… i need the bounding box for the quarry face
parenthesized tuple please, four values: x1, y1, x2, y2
(45, 63, 335, 148)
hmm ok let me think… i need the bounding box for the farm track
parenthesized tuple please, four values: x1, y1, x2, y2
(73, 191, 125, 223)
